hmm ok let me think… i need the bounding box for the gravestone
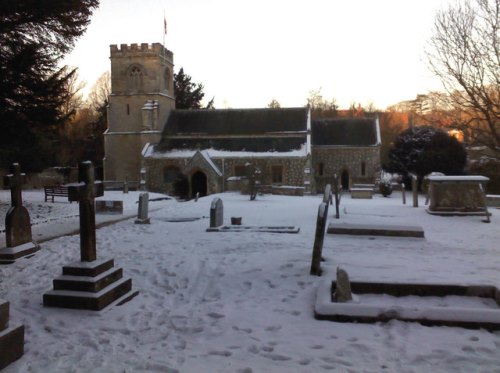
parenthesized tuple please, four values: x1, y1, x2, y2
(333, 174, 340, 219)
(323, 184, 332, 214)
(334, 267, 353, 302)
(209, 198, 223, 228)
(401, 183, 406, 205)
(412, 175, 418, 207)
(123, 180, 129, 194)
(0, 299, 24, 369)
(0, 163, 40, 263)
(43, 161, 138, 310)
(135, 192, 150, 224)
(310, 202, 328, 276)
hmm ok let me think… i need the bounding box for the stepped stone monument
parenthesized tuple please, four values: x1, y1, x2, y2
(43, 161, 138, 310)
(0, 163, 40, 263)
(0, 299, 24, 369)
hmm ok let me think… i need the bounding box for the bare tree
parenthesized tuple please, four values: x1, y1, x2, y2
(426, 0, 500, 157)
(267, 98, 281, 108)
(306, 88, 338, 119)
(87, 71, 111, 117)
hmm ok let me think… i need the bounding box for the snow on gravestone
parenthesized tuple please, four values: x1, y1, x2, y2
(210, 198, 224, 228)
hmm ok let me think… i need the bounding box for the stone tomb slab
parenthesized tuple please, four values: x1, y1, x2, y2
(0, 300, 24, 370)
(207, 225, 300, 234)
(327, 222, 424, 238)
(350, 188, 373, 199)
(314, 278, 500, 330)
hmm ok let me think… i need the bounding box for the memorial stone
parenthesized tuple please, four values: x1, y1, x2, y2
(210, 198, 224, 228)
(43, 161, 138, 310)
(412, 175, 418, 208)
(334, 267, 353, 302)
(333, 174, 340, 219)
(135, 192, 150, 224)
(310, 202, 328, 276)
(0, 163, 40, 263)
(401, 183, 406, 205)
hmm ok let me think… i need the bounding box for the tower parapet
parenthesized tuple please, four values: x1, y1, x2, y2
(110, 43, 173, 60)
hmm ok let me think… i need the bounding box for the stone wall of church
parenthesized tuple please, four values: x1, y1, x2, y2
(312, 146, 380, 192)
(143, 156, 310, 195)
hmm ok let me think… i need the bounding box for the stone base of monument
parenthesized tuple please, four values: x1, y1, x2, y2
(134, 217, 150, 224)
(327, 222, 424, 238)
(207, 225, 300, 233)
(314, 275, 500, 330)
(0, 300, 24, 370)
(0, 241, 40, 264)
(43, 258, 138, 311)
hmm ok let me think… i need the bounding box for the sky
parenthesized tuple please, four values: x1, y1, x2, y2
(63, 0, 454, 110)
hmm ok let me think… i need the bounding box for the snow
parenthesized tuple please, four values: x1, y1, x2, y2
(144, 144, 309, 159)
(1, 190, 500, 372)
(427, 175, 490, 182)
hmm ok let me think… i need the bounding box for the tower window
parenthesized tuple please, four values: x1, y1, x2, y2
(128, 64, 144, 91)
(126, 104, 130, 115)
(361, 161, 366, 176)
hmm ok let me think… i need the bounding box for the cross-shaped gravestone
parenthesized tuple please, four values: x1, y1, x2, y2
(68, 161, 103, 262)
(3, 163, 33, 247)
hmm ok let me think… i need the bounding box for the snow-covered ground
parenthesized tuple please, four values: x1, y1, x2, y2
(1, 190, 499, 372)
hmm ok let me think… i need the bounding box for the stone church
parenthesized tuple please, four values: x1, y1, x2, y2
(103, 43, 381, 196)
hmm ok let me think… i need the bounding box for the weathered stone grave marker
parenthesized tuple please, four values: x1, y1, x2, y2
(412, 175, 418, 207)
(333, 174, 341, 219)
(0, 299, 24, 369)
(0, 163, 40, 263)
(135, 192, 150, 224)
(209, 197, 223, 228)
(334, 267, 353, 302)
(43, 161, 138, 310)
(310, 202, 328, 276)
(323, 184, 331, 214)
(401, 183, 406, 205)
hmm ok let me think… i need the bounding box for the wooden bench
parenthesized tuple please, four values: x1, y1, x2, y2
(44, 185, 70, 203)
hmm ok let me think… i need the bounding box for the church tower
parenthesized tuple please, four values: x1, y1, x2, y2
(103, 43, 175, 182)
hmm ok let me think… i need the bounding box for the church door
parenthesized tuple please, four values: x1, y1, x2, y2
(191, 171, 208, 197)
(341, 170, 349, 190)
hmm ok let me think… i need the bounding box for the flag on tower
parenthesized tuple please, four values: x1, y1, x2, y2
(164, 15, 167, 35)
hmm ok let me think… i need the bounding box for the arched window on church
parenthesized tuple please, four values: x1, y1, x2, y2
(128, 65, 144, 91)
(164, 67, 172, 92)
(318, 162, 324, 176)
(361, 161, 366, 176)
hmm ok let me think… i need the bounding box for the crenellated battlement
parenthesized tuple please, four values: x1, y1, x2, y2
(110, 43, 173, 60)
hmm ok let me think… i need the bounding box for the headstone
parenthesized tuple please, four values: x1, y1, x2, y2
(209, 198, 223, 228)
(43, 161, 138, 310)
(139, 168, 146, 191)
(401, 183, 406, 205)
(323, 184, 332, 211)
(412, 175, 418, 208)
(123, 180, 129, 194)
(333, 174, 340, 219)
(0, 163, 40, 263)
(334, 267, 353, 302)
(0, 300, 24, 369)
(195, 192, 199, 202)
(310, 202, 328, 276)
(67, 161, 104, 262)
(135, 192, 150, 224)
